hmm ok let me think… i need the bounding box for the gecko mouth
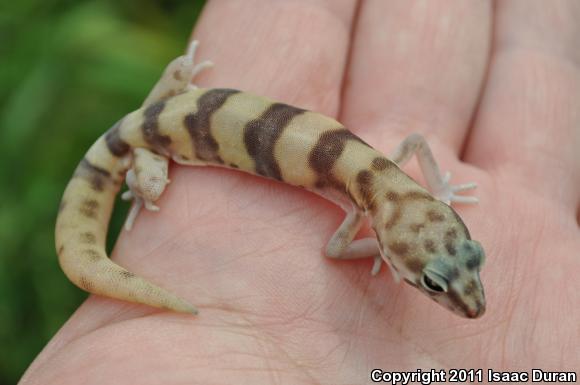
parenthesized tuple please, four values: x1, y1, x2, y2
(405, 278, 484, 318)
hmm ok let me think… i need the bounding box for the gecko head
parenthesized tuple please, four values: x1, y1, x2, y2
(374, 196, 486, 318)
(410, 239, 486, 318)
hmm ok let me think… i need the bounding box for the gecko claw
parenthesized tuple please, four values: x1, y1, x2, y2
(121, 190, 134, 201)
(371, 256, 382, 276)
(144, 201, 160, 211)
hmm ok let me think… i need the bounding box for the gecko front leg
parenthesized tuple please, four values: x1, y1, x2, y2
(122, 148, 170, 230)
(390, 133, 478, 205)
(317, 189, 388, 277)
(143, 39, 213, 106)
(324, 208, 383, 272)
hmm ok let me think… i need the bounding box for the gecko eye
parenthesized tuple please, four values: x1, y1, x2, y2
(421, 273, 446, 293)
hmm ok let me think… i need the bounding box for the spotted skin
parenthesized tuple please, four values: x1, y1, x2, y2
(55, 42, 485, 318)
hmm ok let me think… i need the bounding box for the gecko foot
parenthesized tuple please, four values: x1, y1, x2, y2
(122, 160, 168, 231)
(433, 171, 478, 205)
(183, 40, 214, 90)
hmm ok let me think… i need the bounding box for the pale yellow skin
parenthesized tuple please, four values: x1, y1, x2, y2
(55, 41, 485, 318)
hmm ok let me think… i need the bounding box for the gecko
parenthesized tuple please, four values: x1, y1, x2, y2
(55, 40, 485, 318)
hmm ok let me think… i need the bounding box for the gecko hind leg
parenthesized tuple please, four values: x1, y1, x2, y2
(390, 133, 478, 205)
(122, 148, 170, 230)
(142, 39, 213, 106)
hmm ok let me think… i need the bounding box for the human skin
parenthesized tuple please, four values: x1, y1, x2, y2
(20, 0, 580, 384)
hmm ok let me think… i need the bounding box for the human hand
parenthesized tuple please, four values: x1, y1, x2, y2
(22, 1, 580, 384)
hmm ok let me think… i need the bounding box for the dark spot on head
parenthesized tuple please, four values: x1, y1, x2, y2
(427, 210, 445, 222)
(409, 223, 425, 233)
(57, 245, 64, 254)
(447, 267, 460, 281)
(105, 119, 130, 157)
(58, 200, 66, 213)
(185, 89, 240, 164)
(446, 228, 458, 239)
(463, 281, 476, 296)
(121, 270, 135, 279)
(445, 241, 457, 256)
(172, 69, 183, 81)
(449, 209, 471, 239)
(444, 228, 459, 255)
(388, 241, 409, 256)
(229, 163, 239, 169)
(406, 258, 423, 273)
(80, 232, 97, 244)
(371, 157, 389, 171)
(85, 249, 101, 261)
(79, 199, 99, 219)
(424, 239, 437, 253)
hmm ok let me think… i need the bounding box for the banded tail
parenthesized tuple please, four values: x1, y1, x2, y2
(55, 130, 197, 314)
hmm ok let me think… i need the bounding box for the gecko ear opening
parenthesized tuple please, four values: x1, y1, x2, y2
(421, 269, 449, 293)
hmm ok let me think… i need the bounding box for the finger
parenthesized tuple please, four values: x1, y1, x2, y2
(466, 0, 580, 208)
(341, 0, 492, 155)
(192, 0, 359, 115)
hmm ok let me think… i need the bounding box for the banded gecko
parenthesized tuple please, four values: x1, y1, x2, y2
(55, 41, 485, 318)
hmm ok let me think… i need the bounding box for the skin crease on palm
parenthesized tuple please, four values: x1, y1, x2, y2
(20, 0, 580, 384)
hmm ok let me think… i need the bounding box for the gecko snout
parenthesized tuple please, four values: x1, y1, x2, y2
(466, 300, 486, 318)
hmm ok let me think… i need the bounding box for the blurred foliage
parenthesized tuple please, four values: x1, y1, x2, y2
(0, 0, 206, 382)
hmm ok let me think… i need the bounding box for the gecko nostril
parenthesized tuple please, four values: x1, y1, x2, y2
(467, 301, 485, 318)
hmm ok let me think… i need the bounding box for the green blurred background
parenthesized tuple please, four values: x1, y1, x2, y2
(0, 1, 206, 382)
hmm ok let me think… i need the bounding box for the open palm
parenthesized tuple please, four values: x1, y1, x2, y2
(22, 1, 579, 384)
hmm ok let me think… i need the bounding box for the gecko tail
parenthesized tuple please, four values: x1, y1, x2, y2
(55, 135, 198, 315)
(58, 246, 198, 314)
